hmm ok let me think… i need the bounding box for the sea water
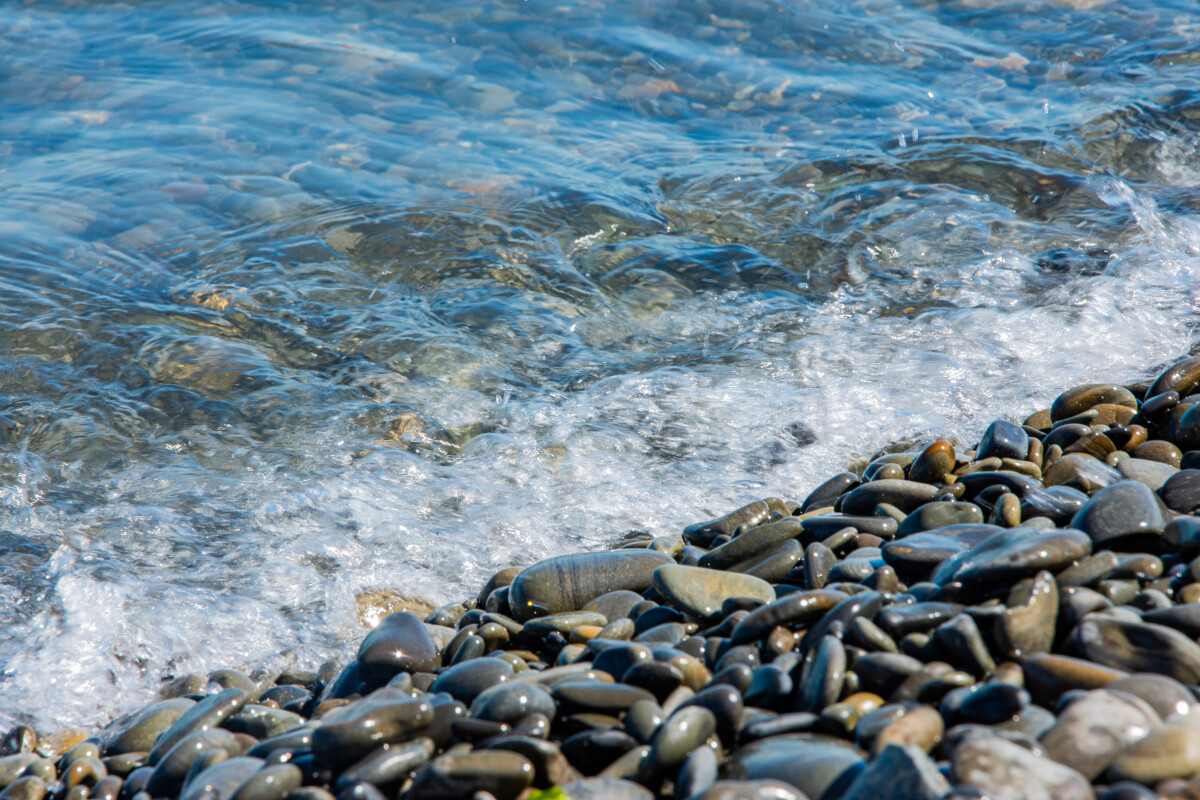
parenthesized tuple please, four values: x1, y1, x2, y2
(2, 0, 1200, 730)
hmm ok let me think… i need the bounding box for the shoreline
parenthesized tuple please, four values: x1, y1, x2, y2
(8, 356, 1200, 800)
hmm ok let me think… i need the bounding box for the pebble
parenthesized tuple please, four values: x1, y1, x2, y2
(840, 743, 949, 800)
(1039, 689, 1160, 779)
(1071, 481, 1166, 547)
(651, 565, 774, 621)
(1107, 724, 1200, 785)
(508, 550, 673, 622)
(952, 734, 1094, 800)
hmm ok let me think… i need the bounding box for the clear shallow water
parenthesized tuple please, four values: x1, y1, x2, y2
(3, 0, 1200, 731)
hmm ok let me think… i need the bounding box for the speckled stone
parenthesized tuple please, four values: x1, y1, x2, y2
(509, 551, 674, 622)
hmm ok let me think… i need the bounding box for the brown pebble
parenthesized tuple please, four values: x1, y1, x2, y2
(1133, 440, 1183, 468)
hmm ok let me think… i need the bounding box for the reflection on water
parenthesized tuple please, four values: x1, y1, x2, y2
(3, 0, 1200, 729)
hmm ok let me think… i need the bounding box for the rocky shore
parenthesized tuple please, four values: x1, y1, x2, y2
(14, 356, 1200, 800)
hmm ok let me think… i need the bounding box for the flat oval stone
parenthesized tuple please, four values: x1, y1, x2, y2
(232, 763, 302, 800)
(1051, 384, 1138, 422)
(471, 683, 556, 724)
(729, 539, 803, 583)
(0, 754, 39, 787)
(1109, 724, 1200, 785)
(311, 688, 433, 766)
(797, 635, 846, 713)
(800, 515, 899, 539)
(147, 689, 249, 766)
(101, 698, 195, 755)
(1040, 689, 1161, 780)
(895, 502, 984, 537)
(524, 611, 607, 637)
(977, 420, 1029, 462)
(1132, 439, 1183, 468)
(1022, 652, 1127, 707)
(651, 565, 774, 622)
(952, 734, 1092, 800)
(1117, 458, 1178, 491)
(555, 681, 654, 715)
(803, 542, 837, 590)
(509, 551, 673, 622)
(930, 526, 1091, 591)
(1070, 481, 1165, 548)
(583, 590, 645, 622)
(841, 481, 940, 516)
(1044, 453, 1123, 493)
(146, 729, 243, 799)
(223, 706, 304, 741)
(334, 739, 434, 792)
(730, 590, 847, 645)
(881, 525, 1001, 581)
(1159, 469, 1200, 513)
(640, 707, 716, 781)
(406, 751, 533, 800)
(1149, 355, 1200, 400)
(724, 734, 865, 800)
(559, 777, 654, 800)
(1108, 674, 1195, 719)
(908, 441, 956, 485)
(180, 757, 264, 800)
(356, 612, 440, 685)
(428, 657, 513, 704)
(1066, 615, 1200, 684)
(684, 501, 779, 547)
(872, 705, 943, 755)
(698, 518, 803, 571)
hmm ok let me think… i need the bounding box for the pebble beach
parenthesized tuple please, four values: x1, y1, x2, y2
(9, 361, 1200, 799)
(7, 0, 1200, 799)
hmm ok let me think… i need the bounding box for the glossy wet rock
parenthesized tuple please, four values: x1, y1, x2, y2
(724, 734, 865, 800)
(652, 565, 774, 621)
(908, 441, 956, 485)
(1108, 724, 1200, 785)
(1051, 384, 1138, 423)
(1067, 615, 1200, 684)
(994, 571, 1057, 659)
(509, 551, 673, 622)
(881, 525, 999, 581)
(179, 757, 263, 800)
(146, 729, 243, 798)
(730, 589, 847, 645)
(698, 518, 803, 570)
(952, 734, 1094, 800)
(356, 612, 440, 685)
(100, 698, 195, 755)
(1070, 481, 1165, 547)
(840, 480, 941, 516)
(1039, 689, 1160, 780)
(931, 526, 1091, 593)
(895, 502, 984, 536)
(405, 751, 533, 800)
(840, 743, 949, 800)
(147, 689, 249, 766)
(311, 689, 433, 766)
